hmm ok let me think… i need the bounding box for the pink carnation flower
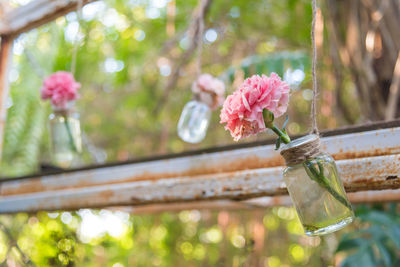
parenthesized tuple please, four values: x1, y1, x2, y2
(41, 71, 80, 109)
(192, 74, 225, 110)
(220, 73, 290, 141)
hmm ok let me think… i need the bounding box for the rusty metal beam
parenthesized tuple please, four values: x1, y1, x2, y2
(0, 124, 399, 213)
(0, 0, 97, 37)
(0, 154, 399, 212)
(2, 125, 400, 195)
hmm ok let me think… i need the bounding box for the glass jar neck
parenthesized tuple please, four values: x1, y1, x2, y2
(52, 102, 75, 115)
(189, 99, 210, 110)
(192, 92, 216, 109)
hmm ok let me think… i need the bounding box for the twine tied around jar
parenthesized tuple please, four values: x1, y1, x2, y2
(280, 135, 321, 165)
(53, 108, 72, 117)
(52, 102, 76, 117)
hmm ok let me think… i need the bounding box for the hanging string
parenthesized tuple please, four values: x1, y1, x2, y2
(310, 0, 319, 135)
(24, 49, 46, 79)
(71, 0, 83, 76)
(195, 0, 207, 78)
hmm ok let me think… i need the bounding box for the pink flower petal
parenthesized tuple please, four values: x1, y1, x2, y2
(192, 73, 226, 110)
(220, 73, 290, 141)
(40, 71, 80, 109)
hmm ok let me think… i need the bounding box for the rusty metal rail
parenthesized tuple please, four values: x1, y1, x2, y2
(0, 121, 400, 213)
(0, 0, 97, 37)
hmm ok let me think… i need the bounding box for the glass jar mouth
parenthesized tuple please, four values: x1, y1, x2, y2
(189, 99, 211, 109)
(51, 101, 75, 112)
(281, 134, 319, 151)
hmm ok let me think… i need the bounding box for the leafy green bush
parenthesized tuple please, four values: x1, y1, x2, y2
(337, 205, 400, 267)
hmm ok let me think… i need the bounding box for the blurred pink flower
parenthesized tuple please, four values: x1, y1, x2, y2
(41, 71, 80, 109)
(192, 74, 225, 110)
(220, 73, 290, 141)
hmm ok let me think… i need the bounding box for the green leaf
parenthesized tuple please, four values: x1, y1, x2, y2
(354, 204, 371, 216)
(358, 211, 395, 226)
(282, 115, 289, 130)
(386, 226, 400, 249)
(388, 203, 397, 215)
(255, 62, 264, 75)
(303, 160, 319, 180)
(275, 137, 281, 150)
(316, 161, 324, 177)
(375, 241, 392, 267)
(242, 65, 250, 78)
(357, 225, 385, 240)
(336, 238, 367, 252)
(340, 246, 376, 267)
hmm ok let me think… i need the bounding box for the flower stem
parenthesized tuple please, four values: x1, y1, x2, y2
(270, 125, 291, 144)
(303, 160, 352, 210)
(63, 115, 78, 153)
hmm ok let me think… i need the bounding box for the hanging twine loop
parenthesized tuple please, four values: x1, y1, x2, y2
(191, 0, 225, 110)
(280, 134, 321, 165)
(310, 0, 319, 135)
(280, 0, 321, 165)
(195, 0, 207, 78)
(71, 0, 83, 76)
(54, 109, 72, 116)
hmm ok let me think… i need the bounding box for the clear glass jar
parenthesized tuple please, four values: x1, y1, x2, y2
(177, 100, 211, 143)
(282, 135, 354, 236)
(48, 106, 82, 168)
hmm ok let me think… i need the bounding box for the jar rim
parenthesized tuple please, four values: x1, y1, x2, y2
(52, 101, 75, 112)
(281, 134, 319, 152)
(188, 99, 211, 109)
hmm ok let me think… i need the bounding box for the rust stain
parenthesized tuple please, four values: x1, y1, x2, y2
(1, 179, 44, 196)
(344, 177, 400, 192)
(332, 147, 400, 160)
(99, 190, 115, 200)
(131, 196, 142, 202)
(222, 186, 244, 192)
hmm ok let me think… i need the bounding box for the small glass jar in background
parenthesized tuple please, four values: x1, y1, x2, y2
(177, 74, 225, 144)
(177, 100, 211, 144)
(281, 135, 354, 236)
(48, 103, 82, 168)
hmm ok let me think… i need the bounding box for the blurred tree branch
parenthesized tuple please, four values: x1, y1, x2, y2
(325, 0, 400, 121)
(154, 0, 213, 116)
(385, 52, 400, 120)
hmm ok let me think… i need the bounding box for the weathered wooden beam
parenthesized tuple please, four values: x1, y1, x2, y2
(0, 35, 13, 160)
(0, 0, 97, 37)
(0, 123, 399, 213)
